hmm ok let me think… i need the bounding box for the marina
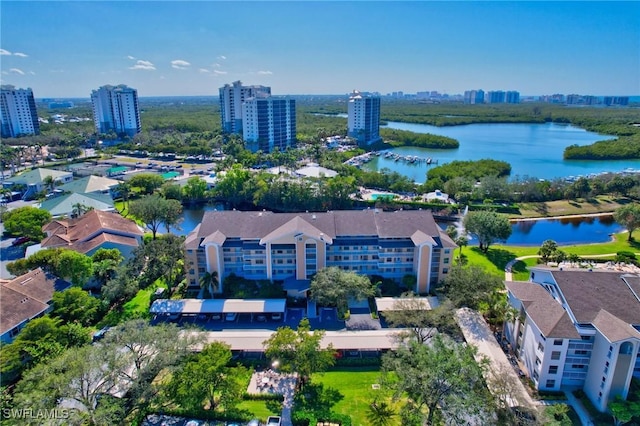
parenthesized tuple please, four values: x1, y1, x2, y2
(345, 151, 438, 168)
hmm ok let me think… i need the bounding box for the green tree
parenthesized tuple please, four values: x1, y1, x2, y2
(115, 181, 132, 211)
(382, 292, 449, 343)
(42, 175, 55, 193)
(263, 318, 336, 388)
(463, 210, 512, 252)
(165, 342, 247, 413)
(614, 203, 640, 241)
(183, 176, 208, 204)
(129, 194, 182, 239)
(199, 270, 219, 298)
(128, 172, 165, 195)
(56, 250, 94, 286)
(161, 182, 183, 201)
(2, 206, 51, 241)
(52, 287, 100, 326)
(381, 334, 491, 426)
(213, 164, 252, 207)
(440, 264, 503, 309)
(367, 398, 396, 426)
(538, 239, 559, 263)
(609, 396, 640, 426)
(310, 267, 376, 317)
(13, 344, 126, 425)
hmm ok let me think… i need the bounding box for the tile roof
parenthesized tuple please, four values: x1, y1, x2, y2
(506, 281, 580, 339)
(41, 210, 143, 254)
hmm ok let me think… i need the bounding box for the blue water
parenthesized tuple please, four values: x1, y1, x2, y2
(361, 122, 640, 183)
(490, 215, 622, 246)
(175, 204, 223, 236)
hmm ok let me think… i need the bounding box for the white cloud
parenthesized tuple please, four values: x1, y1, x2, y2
(49, 69, 65, 73)
(129, 60, 155, 70)
(127, 55, 136, 60)
(13, 52, 28, 58)
(9, 68, 25, 75)
(213, 70, 227, 75)
(171, 59, 191, 70)
(257, 70, 273, 75)
(29, 71, 36, 75)
(0, 49, 11, 55)
(217, 55, 227, 60)
(212, 63, 222, 68)
(199, 68, 210, 73)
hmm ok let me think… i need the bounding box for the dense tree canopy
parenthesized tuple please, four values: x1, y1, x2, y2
(129, 194, 183, 238)
(439, 264, 504, 309)
(2, 206, 51, 241)
(128, 173, 165, 195)
(382, 334, 492, 425)
(614, 203, 640, 241)
(263, 318, 336, 387)
(310, 267, 376, 316)
(52, 287, 100, 326)
(463, 210, 512, 252)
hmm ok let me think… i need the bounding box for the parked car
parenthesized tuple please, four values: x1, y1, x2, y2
(266, 416, 282, 426)
(11, 236, 31, 246)
(271, 313, 282, 321)
(92, 326, 111, 342)
(211, 313, 222, 320)
(225, 313, 237, 322)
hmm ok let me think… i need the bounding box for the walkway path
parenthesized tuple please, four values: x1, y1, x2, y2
(455, 307, 536, 409)
(564, 390, 595, 426)
(246, 370, 297, 426)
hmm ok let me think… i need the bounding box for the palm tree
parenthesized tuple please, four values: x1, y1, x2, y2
(42, 175, 55, 193)
(115, 182, 131, 212)
(366, 399, 396, 426)
(71, 203, 92, 218)
(199, 270, 219, 299)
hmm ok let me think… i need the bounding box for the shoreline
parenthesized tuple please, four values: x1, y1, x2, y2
(508, 212, 614, 223)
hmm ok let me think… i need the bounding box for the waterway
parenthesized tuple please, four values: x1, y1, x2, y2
(177, 205, 623, 246)
(360, 121, 640, 183)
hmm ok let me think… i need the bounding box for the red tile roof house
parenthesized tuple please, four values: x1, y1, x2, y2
(0, 268, 71, 343)
(40, 210, 144, 258)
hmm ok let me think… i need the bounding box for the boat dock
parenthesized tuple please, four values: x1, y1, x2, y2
(344, 151, 439, 167)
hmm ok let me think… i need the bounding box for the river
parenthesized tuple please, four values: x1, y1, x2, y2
(359, 121, 640, 183)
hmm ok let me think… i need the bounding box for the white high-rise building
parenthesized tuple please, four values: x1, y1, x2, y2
(0, 85, 40, 138)
(91, 85, 141, 137)
(347, 90, 381, 147)
(242, 97, 296, 153)
(219, 81, 271, 134)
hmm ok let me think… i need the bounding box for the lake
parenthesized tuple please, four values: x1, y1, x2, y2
(360, 121, 640, 183)
(176, 205, 624, 246)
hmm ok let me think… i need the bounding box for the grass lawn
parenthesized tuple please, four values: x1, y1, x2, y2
(458, 231, 639, 280)
(311, 367, 400, 426)
(236, 400, 280, 421)
(512, 196, 628, 219)
(99, 278, 169, 326)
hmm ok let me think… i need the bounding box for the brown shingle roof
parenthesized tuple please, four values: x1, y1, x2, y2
(195, 209, 448, 246)
(0, 268, 71, 335)
(550, 270, 640, 326)
(73, 233, 140, 254)
(66, 210, 143, 242)
(506, 281, 580, 339)
(592, 309, 640, 343)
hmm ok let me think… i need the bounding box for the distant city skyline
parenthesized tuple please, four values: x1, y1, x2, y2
(1, 2, 638, 98)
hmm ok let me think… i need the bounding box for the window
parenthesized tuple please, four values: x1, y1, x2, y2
(538, 342, 545, 353)
(535, 357, 541, 366)
(444, 258, 449, 264)
(443, 268, 449, 274)
(551, 351, 561, 360)
(545, 380, 556, 388)
(548, 365, 558, 374)
(553, 339, 563, 346)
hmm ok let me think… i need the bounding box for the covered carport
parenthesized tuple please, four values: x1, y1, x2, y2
(150, 298, 287, 321)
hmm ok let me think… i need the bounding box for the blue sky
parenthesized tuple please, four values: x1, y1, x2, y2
(1, 1, 638, 98)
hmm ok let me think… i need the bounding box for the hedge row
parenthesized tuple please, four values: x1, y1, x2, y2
(292, 410, 352, 426)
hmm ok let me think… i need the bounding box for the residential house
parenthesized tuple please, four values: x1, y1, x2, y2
(504, 268, 640, 412)
(3, 168, 73, 200)
(0, 268, 71, 343)
(40, 210, 144, 258)
(56, 175, 120, 196)
(38, 192, 116, 218)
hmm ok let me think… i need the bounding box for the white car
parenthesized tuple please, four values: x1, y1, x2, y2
(266, 416, 281, 426)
